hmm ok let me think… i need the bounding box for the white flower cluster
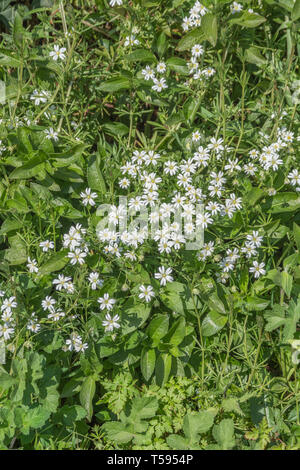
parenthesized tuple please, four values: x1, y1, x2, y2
(141, 62, 168, 93)
(182, 1, 207, 31)
(187, 44, 216, 81)
(0, 295, 17, 341)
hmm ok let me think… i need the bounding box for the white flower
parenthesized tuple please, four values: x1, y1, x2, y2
(48, 310, 65, 321)
(249, 261, 266, 278)
(27, 257, 39, 273)
(68, 248, 87, 265)
(1, 296, 17, 313)
(53, 274, 72, 291)
(192, 44, 204, 58)
(42, 296, 56, 312)
(80, 188, 97, 206)
(0, 323, 14, 340)
(246, 231, 263, 247)
(49, 44, 66, 61)
(88, 272, 103, 290)
(109, 0, 123, 5)
(45, 127, 59, 141)
(139, 285, 155, 302)
(288, 169, 300, 186)
(152, 77, 168, 92)
(102, 313, 120, 332)
(98, 293, 116, 311)
(230, 2, 243, 13)
(142, 66, 155, 81)
(39, 240, 54, 252)
(124, 35, 139, 47)
(156, 62, 166, 73)
(154, 266, 173, 286)
(30, 89, 50, 106)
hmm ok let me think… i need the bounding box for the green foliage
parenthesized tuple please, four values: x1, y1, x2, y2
(0, 0, 299, 451)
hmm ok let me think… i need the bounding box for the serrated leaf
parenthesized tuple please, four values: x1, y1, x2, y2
(140, 347, 156, 381)
(202, 311, 227, 337)
(38, 250, 69, 276)
(80, 376, 96, 422)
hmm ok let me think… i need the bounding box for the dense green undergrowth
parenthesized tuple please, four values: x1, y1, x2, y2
(0, 0, 299, 450)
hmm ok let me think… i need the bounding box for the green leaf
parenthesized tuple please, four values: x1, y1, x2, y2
(230, 12, 266, 28)
(177, 28, 205, 51)
(126, 49, 156, 63)
(202, 311, 227, 337)
(147, 314, 169, 345)
(281, 271, 293, 298)
(4, 235, 27, 265)
(0, 369, 17, 390)
(87, 154, 106, 194)
(9, 153, 47, 179)
(122, 301, 151, 335)
(0, 219, 23, 236)
(56, 405, 87, 426)
(166, 434, 189, 449)
(155, 353, 172, 386)
(38, 250, 69, 276)
(166, 57, 189, 75)
(245, 47, 267, 66)
(160, 282, 195, 314)
(245, 296, 270, 312)
(201, 13, 218, 46)
(130, 396, 158, 420)
(293, 222, 300, 251)
(140, 347, 156, 381)
(99, 77, 131, 93)
(102, 422, 133, 444)
(162, 317, 186, 346)
(80, 376, 96, 422)
(102, 122, 129, 137)
(184, 411, 215, 438)
(292, 0, 300, 20)
(212, 419, 235, 450)
(13, 11, 23, 48)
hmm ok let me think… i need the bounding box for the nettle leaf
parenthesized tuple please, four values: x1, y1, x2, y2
(292, 0, 300, 21)
(126, 49, 156, 63)
(122, 301, 151, 335)
(201, 13, 218, 46)
(245, 296, 270, 312)
(202, 311, 228, 337)
(264, 301, 300, 341)
(9, 152, 47, 179)
(87, 154, 106, 194)
(245, 47, 267, 66)
(160, 282, 196, 314)
(212, 419, 235, 450)
(38, 250, 69, 276)
(166, 57, 189, 75)
(55, 405, 87, 426)
(0, 368, 17, 390)
(167, 411, 215, 450)
(147, 314, 169, 346)
(293, 222, 300, 251)
(4, 235, 27, 265)
(269, 193, 300, 213)
(140, 347, 156, 381)
(177, 28, 205, 51)
(102, 122, 129, 137)
(99, 77, 131, 93)
(162, 316, 186, 346)
(80, 376, 96, 422)
(0, 218, 23, 236)
(230, 11, 266, 28)
(155, 353, 172, 386)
